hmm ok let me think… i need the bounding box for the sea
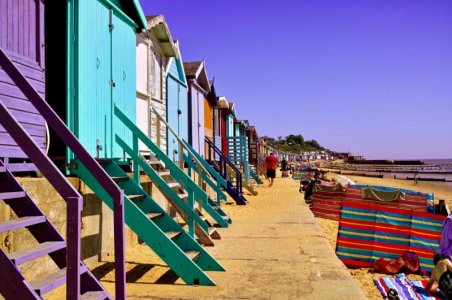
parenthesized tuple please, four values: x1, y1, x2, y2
(360, 159, 452, 187)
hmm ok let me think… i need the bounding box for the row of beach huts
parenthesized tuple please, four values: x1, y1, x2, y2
(0, 1, 283, 299)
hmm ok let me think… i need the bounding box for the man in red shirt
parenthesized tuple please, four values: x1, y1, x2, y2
(265, 152, 278, 187)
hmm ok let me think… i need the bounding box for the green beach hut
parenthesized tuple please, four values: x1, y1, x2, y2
(46, 0, 146, 161)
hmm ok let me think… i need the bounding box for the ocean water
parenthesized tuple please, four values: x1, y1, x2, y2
(367, 159, 452, 187)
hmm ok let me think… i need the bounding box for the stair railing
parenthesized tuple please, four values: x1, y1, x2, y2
(0, 49, 125, 299)
(205, 137, 243, 203)
(149, 104, 219, 193)
(226, 136, 251, 184)
(114, 105, 210, 237)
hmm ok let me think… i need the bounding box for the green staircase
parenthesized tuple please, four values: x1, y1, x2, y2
(114, 105, 230, 232)
(250, 167, 263, 184)
(72, 159, 224, 285)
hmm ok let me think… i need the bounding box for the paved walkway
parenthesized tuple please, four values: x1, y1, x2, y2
(63, 176, 367, 299)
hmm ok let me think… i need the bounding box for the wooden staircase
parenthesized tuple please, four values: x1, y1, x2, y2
(72, 158, 224, 286)
(0, 163, 109, 299)
(203, 137, 248, 205)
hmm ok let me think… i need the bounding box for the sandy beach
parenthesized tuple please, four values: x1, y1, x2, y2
(316, 172, 452, 299)
(42, 170, 452, 299)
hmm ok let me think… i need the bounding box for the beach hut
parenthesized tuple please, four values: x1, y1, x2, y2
(46, 0, 146, 161)
(0, 0, 46, 171)
(246, 125, 259, 170)
(184, 61, 210, 157)
(204, 80, 218, 160)
(136, 15, 179, 156)
(166, 47, 188, 162)
(217, 96, 230, 158)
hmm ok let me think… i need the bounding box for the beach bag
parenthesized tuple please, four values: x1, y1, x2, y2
(401, 251, 420, 273)
(373, 257, 405, 275)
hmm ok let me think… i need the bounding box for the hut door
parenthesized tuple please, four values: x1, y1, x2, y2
(73, 0, 112, 159)
(111, 11, 136, 158)
(72, 2, 136, 159)
(167, 78, 188, 162)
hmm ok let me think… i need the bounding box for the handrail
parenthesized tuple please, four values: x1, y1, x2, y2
(149, 104, 213, 180)
(205, 137, 243, 199)
(115, 105, 208, 197)
(0, 103, 83, 298)
(114, 105, 211, 236)
(0, 49, 125, 299)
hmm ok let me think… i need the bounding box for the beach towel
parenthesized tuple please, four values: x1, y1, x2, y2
(438, 215, 452, 261)
(374, 273, 446, 300)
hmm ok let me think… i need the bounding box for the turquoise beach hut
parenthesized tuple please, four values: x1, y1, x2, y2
(46, 0, 146, 161)
(166, 47, 189, 162)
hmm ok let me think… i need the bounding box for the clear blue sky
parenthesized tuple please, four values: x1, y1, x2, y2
(140, 1, 452, 159)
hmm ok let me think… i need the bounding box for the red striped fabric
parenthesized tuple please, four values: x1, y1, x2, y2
(312, 185, 427, 221)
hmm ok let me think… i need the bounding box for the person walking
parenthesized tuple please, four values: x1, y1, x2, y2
(414, 173, 419, 186)
(265, 152, 278, 187)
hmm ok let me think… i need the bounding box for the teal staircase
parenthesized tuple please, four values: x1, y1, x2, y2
(114, 105, 230, 231)
(72, 159, 224, 285)
(184, 153, 231, 225)
(249, 167, 263, 184)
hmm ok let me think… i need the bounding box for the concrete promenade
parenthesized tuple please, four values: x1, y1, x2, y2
(50, 176, 367, 299)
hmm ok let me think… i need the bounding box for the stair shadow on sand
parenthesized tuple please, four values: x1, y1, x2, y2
(90, 261, 181, 285)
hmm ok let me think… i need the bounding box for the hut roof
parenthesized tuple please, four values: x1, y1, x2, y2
(145, 15, 178, 58)
(184, 61, 210, 92)
(120, 0, 147, 30)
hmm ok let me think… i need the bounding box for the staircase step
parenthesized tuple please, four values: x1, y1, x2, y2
(179, 192, 188, 199)
(167, 182, 180, 189)
(165, 231, 182, 240)
(96, 159, 112, 165)
(127, 194, 146, 201)
(147, 160, 162, 166)
(222, 216, 231, 222)
(111, 176, 129, 183)
(0, 216, 46, 233)
(81, 291, 108, 300)
(0, 191, 26, 201)
(0, 166, 6, 172)
(30, 265, 87, 296)
(146, 212, 163, 220)
(158, 170, 171, 177)
(7, 241, 66, 265)
(185, 251, 201, 261)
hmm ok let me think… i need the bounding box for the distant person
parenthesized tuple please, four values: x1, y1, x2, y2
(265, 152, 278, 187)
(281, 158, 288, 178)
(414, 173, 419, 185)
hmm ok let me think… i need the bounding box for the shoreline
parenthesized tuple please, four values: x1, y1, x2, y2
(315, 172, 452, 299)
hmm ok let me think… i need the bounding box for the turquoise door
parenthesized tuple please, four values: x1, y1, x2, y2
(111, 11, 136, 158)
(70, 0, 136, 159)
(167, 60, 188, 161)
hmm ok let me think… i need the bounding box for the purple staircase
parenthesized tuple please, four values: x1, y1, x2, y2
(0, 161, 110, 299)
(0, 48, 115, 298)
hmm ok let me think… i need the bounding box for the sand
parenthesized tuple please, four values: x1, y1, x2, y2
(316, 172, 452, 299)
(43, 170, 452, 299)
(47, 173, 367, 299)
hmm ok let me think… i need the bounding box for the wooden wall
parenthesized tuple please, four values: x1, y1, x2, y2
(0, 0, 46, 164)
